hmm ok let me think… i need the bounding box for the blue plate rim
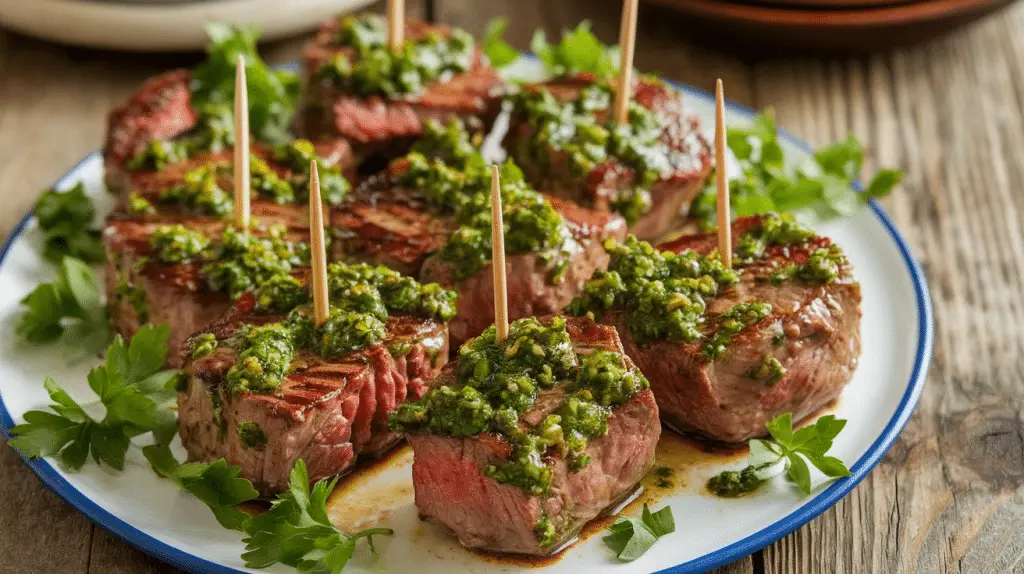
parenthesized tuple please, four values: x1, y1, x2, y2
(0, 85, 933, 574)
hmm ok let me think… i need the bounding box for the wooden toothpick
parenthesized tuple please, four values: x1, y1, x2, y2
(309, 160, 330, 326)
(387, 0, 405, 53)
(715, 78, 732, 269)
(490, 164, 509, 343)
(233, 54, 250, 229)
(614, 0, 639, 125)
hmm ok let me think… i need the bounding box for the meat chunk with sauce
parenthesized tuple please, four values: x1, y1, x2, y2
(178, 295, 449, 495)
(400, 316, 660, 555)
(505, 73, 711, 240)
(331, 172, 627, 344)
(596, 215, 861, 442)
(299, 15, 504, 172)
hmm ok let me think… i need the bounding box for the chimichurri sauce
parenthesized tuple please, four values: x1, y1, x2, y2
(389, 316, 649, 548)
(393, 120, 572, 282)
(315, 14, 475, 98)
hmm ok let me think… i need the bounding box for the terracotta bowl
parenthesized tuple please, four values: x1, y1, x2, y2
(647, 0, 1016, 52)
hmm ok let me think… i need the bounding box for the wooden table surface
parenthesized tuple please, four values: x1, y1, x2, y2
(2, 1, 1022, 572)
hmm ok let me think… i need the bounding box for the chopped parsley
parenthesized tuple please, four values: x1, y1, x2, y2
(316, 14, 475, 98)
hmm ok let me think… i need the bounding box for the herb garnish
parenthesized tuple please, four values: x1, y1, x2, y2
(602, 504, 675, 561)
(192, 24, 300, 145)
(530, 21, 619, 78)
(481, 18, 519, 68)
(17, 257, 111, 354)
(33, 182, 104, 264)
(707, 412, 851, 497)
(692, 110, 904, 229)
(8, 324, 180, 470)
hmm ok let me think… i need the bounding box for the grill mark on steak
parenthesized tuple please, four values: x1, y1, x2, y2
(299, 18, 504, 170)
(406, 315, 660, 556)
(505, 73, 712, 241)
(331, 178, 626, 345)
(179, 300, 449, 495)
(606, 215, 862, 443)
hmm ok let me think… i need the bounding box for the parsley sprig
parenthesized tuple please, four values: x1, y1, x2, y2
(692, 110, 904, 230)
(143, 444, 259, 530)
(530, 21, 619, 79)
(241, 460, 392, 572)
(17, 257, 111, 355)
(482, 19, 519, 68)
(8, 324, 181, 471)
(192, 24, 300, 145)
(707, 412, 851, 497)
(33, 182, 104, 264)
(602, 503, 675, 561)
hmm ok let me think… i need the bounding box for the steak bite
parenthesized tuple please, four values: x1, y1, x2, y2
(300, 13, 504, 171)
(391, 315, 659, 555)
(109, 138, 351, 227)
(331, 121, 626, 344)
(505, 73, 711, 240)
(104, 66, 355, 197)
(103, 219, 309, 366)
(179, 262, 456, 495)
(567, 214, 861, 443)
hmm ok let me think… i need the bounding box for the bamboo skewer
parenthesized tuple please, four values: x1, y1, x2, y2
(309, 161, 330, 326)
(233, 54, 250, 229)
(715, 79, 732, 269)
(387, 0, 405, 53)
(614, 0, 639, 125)
(490, 164, 509, 343)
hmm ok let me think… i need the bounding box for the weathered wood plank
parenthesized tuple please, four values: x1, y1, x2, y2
(753, 5, 1024, 573)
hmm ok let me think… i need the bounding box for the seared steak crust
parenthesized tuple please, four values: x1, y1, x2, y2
(300, 18, 504, 169)
(102, 216, 308, 367)
(179, 296, 449, 495)
(612, 216, 862, 442)
(332, 178, 627, 344)
(407, 316, 660, 555)
(505, 74, 711, 241)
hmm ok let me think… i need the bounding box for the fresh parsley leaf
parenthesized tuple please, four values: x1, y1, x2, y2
(708, 412, 851, 496)
(530, 21, 619, 79)
(8, 325, 180, 471)
(482, 18, 519, 68)
(143, 444, 259, 530)
(192, 24, 300, 145)
(602, 503, 674, 562)
(692, 109, 904, 230)
(241, 459, 392, 572)
(33, 182, 104, 264)
(17, 257, 111, 353)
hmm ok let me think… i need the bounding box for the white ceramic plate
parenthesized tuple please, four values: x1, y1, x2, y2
(0, 0, 375, 51)
(0, 69, 932, 573)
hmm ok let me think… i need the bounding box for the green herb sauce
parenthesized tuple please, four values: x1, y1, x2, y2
(510, 82, 686, 224)
(390, 316, 648, 508)
(150, 224, 212, 264)
(707, 465, 764, 497)
(316, 14, 475, 98)
(534, 514, 557, 548)
(189, 333, 218, 359)
(747, 356, 786, 385)
(218, 262, 456, 396)
(393, 121, 572, 281)
(237, 421, 267, 448)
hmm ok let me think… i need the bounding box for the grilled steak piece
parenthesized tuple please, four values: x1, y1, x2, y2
(104, 68, 355, 196)
(505, 73, 711, 240)
(401, 316, 660, 556)
(332, 175, 627, 344)
(300, 15, 504, 172)
(105, 69, 197, 189)
(103, 217, 307, 367)
(179, 294, 449, 495)
(598, 216, 861, 442)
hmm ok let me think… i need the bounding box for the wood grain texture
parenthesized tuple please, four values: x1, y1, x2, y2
(1, 0, 1022, 572)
